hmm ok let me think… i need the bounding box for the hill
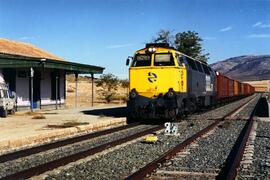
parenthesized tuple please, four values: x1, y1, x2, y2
(211, 55, 270, 81)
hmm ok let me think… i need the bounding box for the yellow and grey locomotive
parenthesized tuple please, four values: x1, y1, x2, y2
(126, 43, 216, 120)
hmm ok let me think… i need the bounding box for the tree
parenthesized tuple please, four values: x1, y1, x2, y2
(96, 73, 119, 103)
(175, 31, 209, 63)
(152, 29, 174, 46)
(152, 30, 209, 63)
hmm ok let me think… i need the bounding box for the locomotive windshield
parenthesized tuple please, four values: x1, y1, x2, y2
(154, 53, 174, 66)
(132, 54, 151, 67)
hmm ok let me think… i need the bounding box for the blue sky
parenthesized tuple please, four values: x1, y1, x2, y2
(0, 0, 270, 78)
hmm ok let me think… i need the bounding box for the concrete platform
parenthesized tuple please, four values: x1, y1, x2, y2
(0, 105, 127, 154)
(257, 102, 270, 122)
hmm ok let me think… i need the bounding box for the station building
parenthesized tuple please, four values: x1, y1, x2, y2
(0, 38, 104, 110)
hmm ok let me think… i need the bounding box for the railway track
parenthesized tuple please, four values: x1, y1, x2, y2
(0, 123, 162, 180)
(0, 122, 140, 163)
(0, 94, 259, 180)
(127, 94, 260, 180)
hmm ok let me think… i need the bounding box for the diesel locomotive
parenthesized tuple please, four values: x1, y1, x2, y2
(126, 43, 254, 120)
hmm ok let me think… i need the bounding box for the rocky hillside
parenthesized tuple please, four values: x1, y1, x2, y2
(211, 55, 270, 81)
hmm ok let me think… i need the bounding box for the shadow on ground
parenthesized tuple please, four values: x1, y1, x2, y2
(81, 107, 167, 125)
(82, 107, 127, 118)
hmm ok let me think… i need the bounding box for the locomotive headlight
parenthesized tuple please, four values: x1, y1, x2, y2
(148, 47, 156, 53)
(166, 88, 175, 98)
(129, 89, 137, 99)
(130, 91, 137, 98)
(167, 91, 174, 98)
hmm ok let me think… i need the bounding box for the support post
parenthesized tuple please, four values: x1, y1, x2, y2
(91, 73, 94, 107)
(55, 76, 59, 110)
(75, 72, 78, 108)
(30, 67, 34, 112)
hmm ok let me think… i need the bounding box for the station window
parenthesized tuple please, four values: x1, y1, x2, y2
(132, 54, 151, 67)
(186, 57, 197, 71)
(154, 53, 174, 66)
(202, 64, 210, 75)
(195, 61, 204, 73)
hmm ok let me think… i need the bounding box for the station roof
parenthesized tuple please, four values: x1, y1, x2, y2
(0, 38, 104, 74)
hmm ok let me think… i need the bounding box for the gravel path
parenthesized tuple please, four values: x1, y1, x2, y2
(238, 121, 270, 179)
(0, 124, 155, 178)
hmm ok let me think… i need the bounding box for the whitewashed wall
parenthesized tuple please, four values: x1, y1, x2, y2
(15, 69, 65, 107)
(40, 70, 65, 105)
(16, 69, 30, 106)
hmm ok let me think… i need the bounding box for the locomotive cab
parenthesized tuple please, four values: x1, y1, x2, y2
(127, 43, 188, 120)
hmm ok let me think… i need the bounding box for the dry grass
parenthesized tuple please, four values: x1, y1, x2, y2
(46, 120, 89, 128)
(32, 114, 46, 119)
(65, 76, 128, 108)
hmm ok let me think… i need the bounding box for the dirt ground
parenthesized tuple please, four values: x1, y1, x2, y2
(65, 79, 128, 108)
(0, 105, 127, 153)
(244, 80, 270, 92)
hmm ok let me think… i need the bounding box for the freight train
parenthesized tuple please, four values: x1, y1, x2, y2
(126, 43, 255, 120)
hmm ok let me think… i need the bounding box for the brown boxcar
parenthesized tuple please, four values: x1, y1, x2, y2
(228, 78, 234, 97)
(216, 74, 229, 99)
(233, 80, 240, 96)
(240, 83, 245, 95)
(243, 83, 249, 95)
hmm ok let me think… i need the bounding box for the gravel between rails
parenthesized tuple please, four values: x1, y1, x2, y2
(188, 94, 256, 121)
(44, 119, 214, 180)
(238, 121, 270, 179)
(43, 96, 256, 180)
(234, 95, 261, 119)
(155, 120, 246, 175)
(0, 124, 155, 179)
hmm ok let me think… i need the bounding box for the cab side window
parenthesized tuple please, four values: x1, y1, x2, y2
(177, 55, 185, 67)
(195, 61, 204, 73)
(186, 57, 197, 71)
(202, 64, 210, 75)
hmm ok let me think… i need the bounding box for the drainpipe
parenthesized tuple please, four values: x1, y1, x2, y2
(30, 67, 34, 112)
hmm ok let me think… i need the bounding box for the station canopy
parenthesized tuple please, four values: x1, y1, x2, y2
(0, 38, 104, 74)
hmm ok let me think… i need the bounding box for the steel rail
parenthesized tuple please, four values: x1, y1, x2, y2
(126, 95, 258, 180)
(1, 125, 163, 180)
(0, 122, 140, 163)
(220, 94, 261, 180)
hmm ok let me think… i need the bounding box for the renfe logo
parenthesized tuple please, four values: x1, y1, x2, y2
(148, 72, 157, 83)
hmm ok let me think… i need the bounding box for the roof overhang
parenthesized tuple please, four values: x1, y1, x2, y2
(0, 53, 104, 74)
